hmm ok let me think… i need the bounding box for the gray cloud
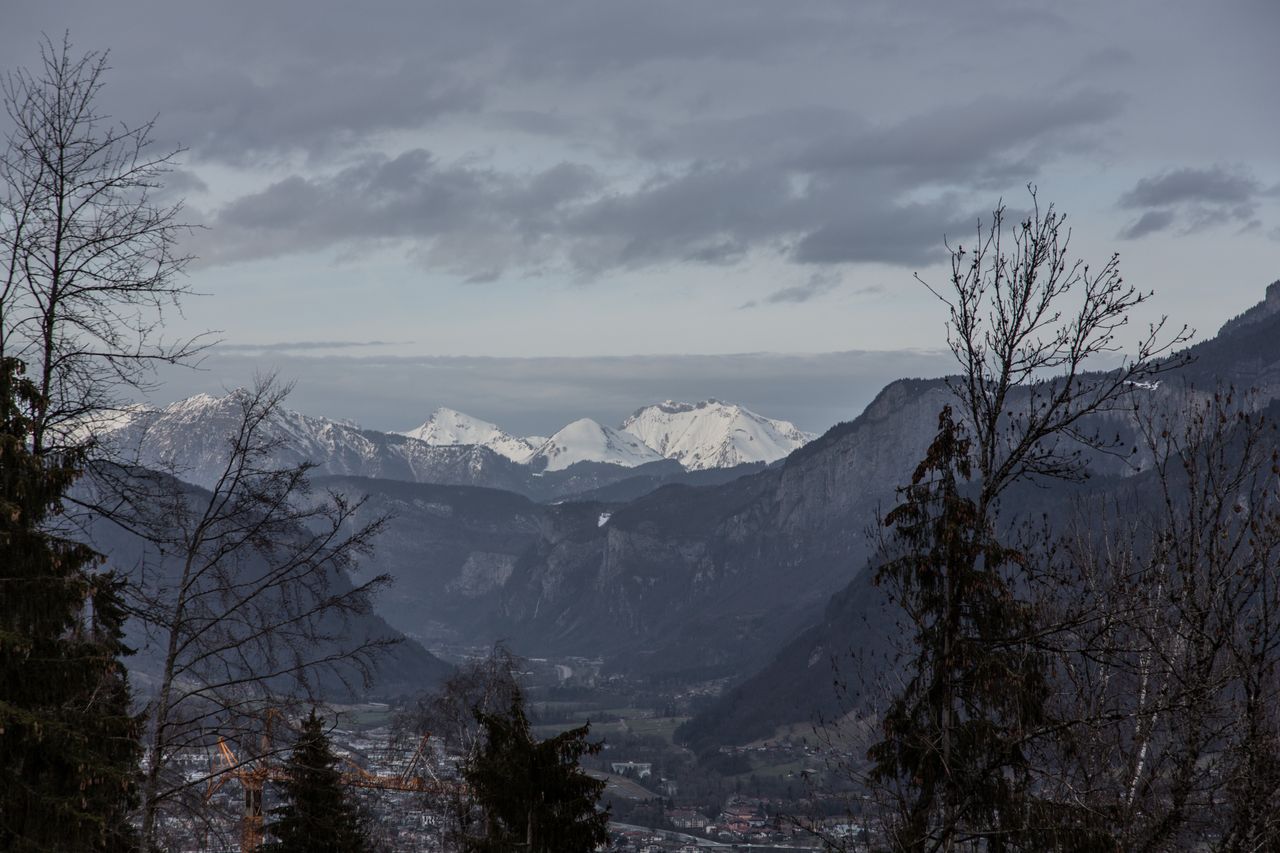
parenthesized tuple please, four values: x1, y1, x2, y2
(794, 91, 1124, 182)
(791, 192, 973, 266)
(195, 151, 602, 272)
(1117, 166, 1270, 238)
(1120, 209, 1176, 240)
(742, 272, 843, 308)
(1120, 166, 1262, 209)
(561, 165, 796, 271)
(185, 73, 1121, 277)
(154, 168, 209, 199)
(24, 2, 1267, 295)
(4, 0, 1276, 355)
(0, 2, 876, 168)
(197, 154, 982, 274)
(163, 65, 481, 167)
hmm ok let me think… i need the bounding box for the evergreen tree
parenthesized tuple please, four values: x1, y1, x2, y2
(464, 691, 610, 852)
(0, 357, 140, 853)
(848, 196, 1189, 850)
(867, 407, 1048, 851)
(262, 709, 369, 853)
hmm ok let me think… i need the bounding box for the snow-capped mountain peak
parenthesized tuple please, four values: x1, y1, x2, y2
(620, 399, 814, 470)
(91, 391, 526, 490)
(399, 407, 538, 462)
(528, 418, 666, 472)
(93, 392, 816, 488)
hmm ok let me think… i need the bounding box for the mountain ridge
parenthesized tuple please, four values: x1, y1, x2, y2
(399, 406, 540, 462)
(93, 394, 755, 503)
(527, 418, 667, 471)
(676, 277, 1280, 748)
(619, 399, 814, 470)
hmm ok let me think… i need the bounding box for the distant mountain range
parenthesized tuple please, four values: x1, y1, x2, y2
(305, 278, 1280, 747)
(620, 400, 814, 470)
(87, 279, 1280, 736)
(399, 400, 815, 470)
(97, 396, 813, 502)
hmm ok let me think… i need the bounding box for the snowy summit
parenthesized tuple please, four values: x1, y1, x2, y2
(527, 418, 666, 472)
(400, 407, 539, 463)
(96, 393, 817, 483)
(620, 400, 815, 470)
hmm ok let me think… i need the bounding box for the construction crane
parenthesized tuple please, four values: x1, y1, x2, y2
(206, 718, 461, 853)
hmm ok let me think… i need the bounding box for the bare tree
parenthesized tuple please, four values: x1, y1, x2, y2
(849, 192, 1191, 851)
(397, 643, 524, 849)
(87, 378, 394, 850)
(0, 34, 204, 455)
(932, 191, 1189, 502)
(1036, 390, 1280, 850)
(401, 643, 523, 762)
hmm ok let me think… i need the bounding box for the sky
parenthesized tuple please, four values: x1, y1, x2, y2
(3, 1, 1278, 435)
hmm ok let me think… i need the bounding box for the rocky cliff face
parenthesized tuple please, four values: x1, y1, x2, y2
(313, 476, 597, 647)
(1216, 279, 1280, 338)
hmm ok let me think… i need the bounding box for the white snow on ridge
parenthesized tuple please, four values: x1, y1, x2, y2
(528, 418, 666, 472)
(400, 407, 539, 462)
(91, 391, 511, 489)
(93, 390, 394, 487)
(620, 399, 815, 470)
(92, 393, 817, 482)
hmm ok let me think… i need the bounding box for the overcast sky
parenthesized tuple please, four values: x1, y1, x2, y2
(4, 1, 1278, 434)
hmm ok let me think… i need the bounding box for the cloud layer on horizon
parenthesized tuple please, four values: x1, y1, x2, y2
(150, 348, 959, 437)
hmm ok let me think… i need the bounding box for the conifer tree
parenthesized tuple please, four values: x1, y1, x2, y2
(0, 357, 140, 853)
(463, 690, 610, 853)
(261, 710, 369, 853)
(857, 196, 1189, 850)
(867, 406, 1047, 851)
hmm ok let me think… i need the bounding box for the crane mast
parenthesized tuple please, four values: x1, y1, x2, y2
(206, 723, 460, 852)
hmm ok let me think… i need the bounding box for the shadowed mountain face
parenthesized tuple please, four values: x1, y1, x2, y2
(677, 279, 1280, 748)
(76, 474, 452, 701)
(319, 378, 960, 677)
(82, 281, 1280, 718)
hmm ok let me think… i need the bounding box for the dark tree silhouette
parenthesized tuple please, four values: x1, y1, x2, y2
(261, 710, 370, 853)
(868, 406, 1049, 852)
(0, 35, 203, 457)
(463, 690, 610, 853)
(854, 194, 1190, 851)
(0, 357, 140, 853)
